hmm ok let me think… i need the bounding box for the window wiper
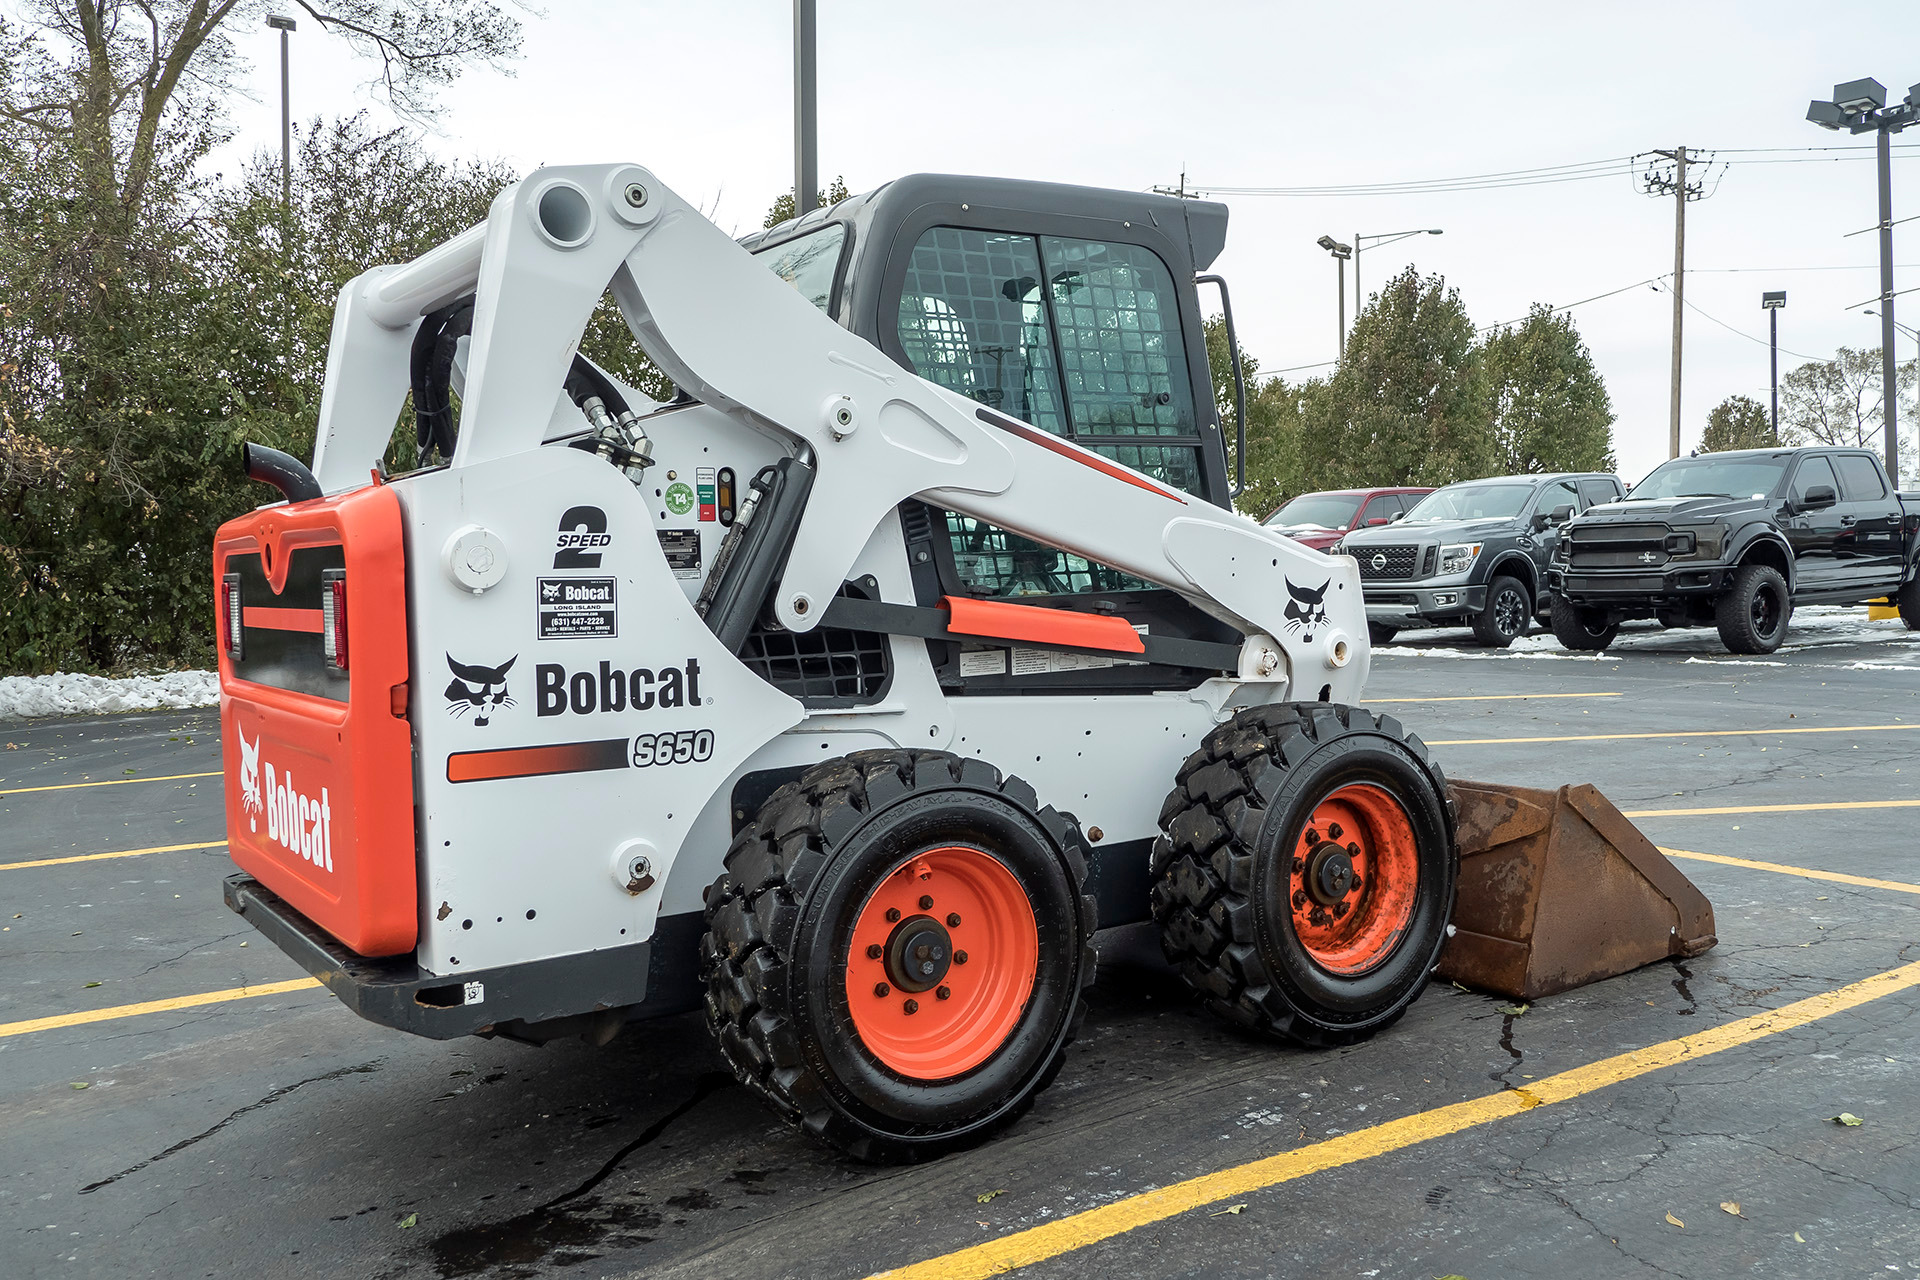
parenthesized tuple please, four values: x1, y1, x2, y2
(1675, 492, 1732, 499)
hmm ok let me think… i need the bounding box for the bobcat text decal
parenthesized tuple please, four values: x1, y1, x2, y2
(241, 731, 333, 871)
(535, 659, 702, 716)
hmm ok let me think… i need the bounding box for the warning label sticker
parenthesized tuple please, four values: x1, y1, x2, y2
(537, 576, 618, 639)
(959, 648, 1008, 677)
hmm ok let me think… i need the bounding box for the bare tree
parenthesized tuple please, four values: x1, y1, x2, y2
(1780, 347, 1919, 472)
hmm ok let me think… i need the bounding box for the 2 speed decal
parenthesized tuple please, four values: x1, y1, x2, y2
(554, 506, 611, 569)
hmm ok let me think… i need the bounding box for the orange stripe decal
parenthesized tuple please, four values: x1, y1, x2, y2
(243, 606, 325, 633)
(943, 596, 1146, 653)
(974, 407, 1187, 504)
(447, 738, 631, 783)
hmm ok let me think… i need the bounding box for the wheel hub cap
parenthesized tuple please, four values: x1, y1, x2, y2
(885, 916, 953, 992)
(1305, 842, 1356, 906)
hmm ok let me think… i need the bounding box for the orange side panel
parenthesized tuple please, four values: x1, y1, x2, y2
(213, 484, 416, 957)
(942, 595, 1146, 654)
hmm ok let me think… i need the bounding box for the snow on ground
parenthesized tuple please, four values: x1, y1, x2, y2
(1381, 605, 1920, 664)
(0, 670, 218, 721)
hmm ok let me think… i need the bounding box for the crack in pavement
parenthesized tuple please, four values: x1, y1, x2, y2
(77, 1061, 381, 1193)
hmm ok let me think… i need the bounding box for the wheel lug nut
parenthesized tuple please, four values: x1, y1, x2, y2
(1333, 901, 1349, 919)
(936, 985, 951, 1000)
(1350, 875, 1363, 892)
(1328, 822, 1343, 839)
(903, 999, 919, 1014)
(947, 913, 962, 928)
(1292, 890, 1307, 910)
(1305, 828, 1320, 845)
(866, 944, 882, 960)
(885, 907, 900, 923)
(955, 950, 969, 964)
(1347, 842, 1360, 857)
(874, 982, 890, 997)
(1291, 857, 1305, 874)
(919, 895, 934, 910)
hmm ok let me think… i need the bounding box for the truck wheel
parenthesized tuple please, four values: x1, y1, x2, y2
(1471, 575, 1531, 647)
(1715, 563, 1791, 654)
(1367, 622, 1399, 646)
(1899, 578, 1920, 632)
(700, 749, 1095, 1164)
(1549, 595, 1618, 651)
(1150, 704, 1456, 1047)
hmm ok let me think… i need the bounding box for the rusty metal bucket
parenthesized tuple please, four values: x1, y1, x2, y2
(1435, 781, 1717, 1001)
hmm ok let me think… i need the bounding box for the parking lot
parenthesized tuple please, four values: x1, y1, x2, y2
(4, 608, 1918, 1280)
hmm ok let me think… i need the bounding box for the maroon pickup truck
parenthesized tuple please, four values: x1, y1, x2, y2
(1263, 487, 1433, 552)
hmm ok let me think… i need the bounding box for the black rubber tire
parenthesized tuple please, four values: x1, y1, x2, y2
(1471, 575, 1531, 648)
(699, 749, 1096, 1164)
(1715, 563, 1792, 654)
(1549, 595, 1618, 651)
(1149, 703, 1457, 1047)
(1899, 577, 1920, 632)
(1367, 622, 1399, 647)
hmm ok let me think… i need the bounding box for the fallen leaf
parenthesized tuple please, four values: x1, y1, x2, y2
(397, 1213, 417, 1229)
(1720, 1201, 1744, 1218)
(70, 1082, 89, 1090)
(1833, 1112, 1864, 1126)
(1665, 1212, 1684, 1228)
(1499, 1003, 1530, 1017)
(1794, 1231, 1806, 1243)
(975, 1189, 1005, 1204)
(1209, 1203, 1247, 1217)
(1450, 981, 1470, 993)
(84, 981, 100, 989)
(1815, 896, 1828, 901)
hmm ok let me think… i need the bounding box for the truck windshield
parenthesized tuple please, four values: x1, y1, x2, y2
(1266, 493, 1362, 530)
(1629, 455, 1789, 501)
(1403, 483, 1533, 521)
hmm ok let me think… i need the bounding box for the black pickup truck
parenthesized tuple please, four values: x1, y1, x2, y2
(1335, 471, 1625, 647)
(1546, 447, 1920, 654)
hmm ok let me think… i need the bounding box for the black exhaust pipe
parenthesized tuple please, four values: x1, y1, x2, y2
(243, 443, 324, 504)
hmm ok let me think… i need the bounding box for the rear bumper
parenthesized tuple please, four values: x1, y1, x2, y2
(1548, 563, 1731, 605)
(1363, 583, 1487, 627)
(224, 873, 661, 1039)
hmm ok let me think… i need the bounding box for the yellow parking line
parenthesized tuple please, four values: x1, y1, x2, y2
(0, 840, 227, 872)
(1659, 846, 1920, 896)
(0, 978, 323, 1040)
(1626, 799, 1920, 818)
(1371, 692, 1622, 704)
(870, 958, 1920, 1280)
(0, 770, 221, 796)
(1432, 723, 1915, 746)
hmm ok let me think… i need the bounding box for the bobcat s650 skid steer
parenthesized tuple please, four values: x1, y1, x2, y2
(216, 168, 1715, 1162)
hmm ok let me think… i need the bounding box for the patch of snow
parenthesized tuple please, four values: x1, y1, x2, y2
(1379, 604, 1918, 661)
(0, 670, 218, 721)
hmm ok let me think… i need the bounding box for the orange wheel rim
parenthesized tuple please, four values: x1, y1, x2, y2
(1287, 783, 1419, 976)
(845, 846, 1038, 1080)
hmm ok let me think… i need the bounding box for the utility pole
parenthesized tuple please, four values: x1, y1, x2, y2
(793, 0, 817, 215)
(267, 15, 296, 212)
(1643, 148, 1709, 458)
(1763, 291, 1786, 440)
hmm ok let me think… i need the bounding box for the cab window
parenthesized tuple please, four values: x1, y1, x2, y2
(897, 226, 1205, 596)
(1532, 479, 1580, 517)
(1579, 477, 1619, 506)
(756, 224, 847, 315)
(1835, 454, 1887, 501)
(1791, 456, 1839, 505)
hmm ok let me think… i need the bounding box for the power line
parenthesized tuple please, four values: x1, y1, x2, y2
(1650, 279, 1825, 361)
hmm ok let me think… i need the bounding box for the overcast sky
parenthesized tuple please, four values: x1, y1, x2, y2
(213, 0, 1920, 483)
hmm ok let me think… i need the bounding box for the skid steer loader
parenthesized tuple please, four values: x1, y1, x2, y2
(215, 168, 1715, 1163)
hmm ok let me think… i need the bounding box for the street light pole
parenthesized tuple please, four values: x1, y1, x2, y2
(1809, 75, 1917, 487)
(793, 0, 818, 215)
(1762, 291, 1786, 440)
(1316, 235, 1353, 358)
(1352, 228, 1442, 314)
(267, 15, 296, 213)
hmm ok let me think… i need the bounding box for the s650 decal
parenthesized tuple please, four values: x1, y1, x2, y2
(632, 729, 714, 768)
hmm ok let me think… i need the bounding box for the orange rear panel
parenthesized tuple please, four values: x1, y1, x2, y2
(214, 482, 416, 957)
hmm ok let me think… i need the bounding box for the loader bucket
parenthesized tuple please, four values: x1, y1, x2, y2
(1435, 781, 1717, 1002)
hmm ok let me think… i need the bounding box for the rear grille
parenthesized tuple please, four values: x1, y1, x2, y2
(1569, 523, 1669, 569)
(739, 585, 891, 704)
(1355, 545, 1421, 580)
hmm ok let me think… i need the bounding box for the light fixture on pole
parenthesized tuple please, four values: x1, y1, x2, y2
(1762, 291, 1786, 440)
(1809, 74, 1918, 486)
(1317, 234, 1353, 357)
(1353, 228, 1441, 310)
(266, 15, 296, 214)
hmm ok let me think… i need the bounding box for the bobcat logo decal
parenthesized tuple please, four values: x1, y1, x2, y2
(237, 726, 263, 832)
(540, 579, 563, 603)
(1282, 578, 1331, 643)
(445, 654, 518, 727)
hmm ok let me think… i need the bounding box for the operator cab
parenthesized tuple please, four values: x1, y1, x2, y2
(740, 175, 1245, 693)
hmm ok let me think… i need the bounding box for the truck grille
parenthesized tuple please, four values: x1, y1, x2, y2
(1568, 523, 1668, 569)
(1355, 545, 1421, 580)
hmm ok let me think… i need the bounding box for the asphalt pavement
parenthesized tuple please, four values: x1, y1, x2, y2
(3, 614, 1917, 1280)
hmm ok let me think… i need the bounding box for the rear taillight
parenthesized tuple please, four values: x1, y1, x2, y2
(220, 573, 244, 659)
(322, 568, 348, 671)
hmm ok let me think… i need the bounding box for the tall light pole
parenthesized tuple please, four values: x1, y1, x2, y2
(267, 15, 296, 213)
(1316, 234, 1352, 358)
(1353, 228, 1442, 311)
(793, 0, 817, 215)
(1762, 291, 1786, 441)
(1810, 76, 1918, 486)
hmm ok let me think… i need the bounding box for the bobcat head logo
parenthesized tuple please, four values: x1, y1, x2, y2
(540, 580, 563, 603)
(237, 726, 263, 832)
(445, 654, 517, 727)
(1283, 578, 1331, 643)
